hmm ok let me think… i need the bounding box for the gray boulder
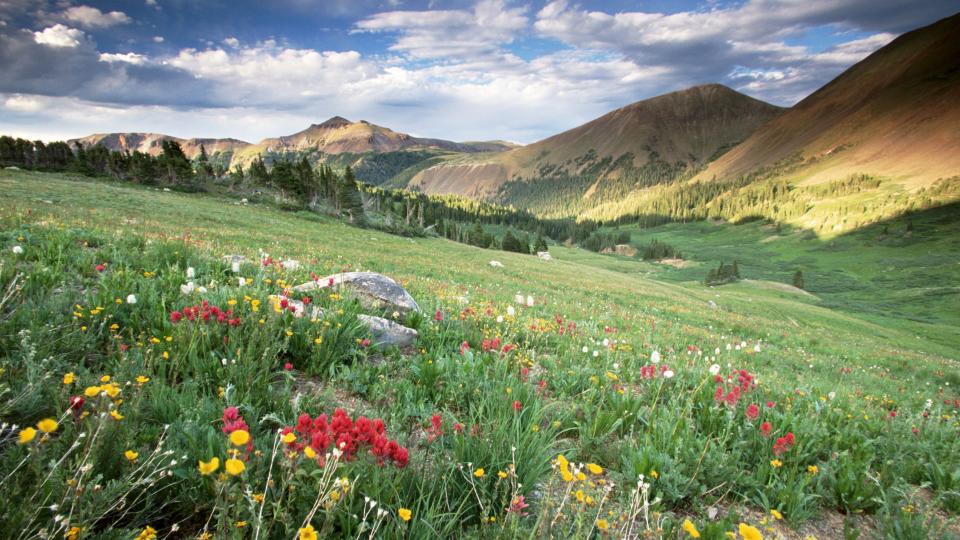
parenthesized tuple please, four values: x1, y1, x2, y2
(358, 315, 418, 348)
(294, 272, 420, 314)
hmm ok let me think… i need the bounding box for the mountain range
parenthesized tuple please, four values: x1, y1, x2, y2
(70, 12, 960, 225)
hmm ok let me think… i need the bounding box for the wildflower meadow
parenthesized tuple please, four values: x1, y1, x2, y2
(0, 171, 958, 538)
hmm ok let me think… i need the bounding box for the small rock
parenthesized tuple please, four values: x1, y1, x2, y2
(537, 251, 552, 261)
(708, 300, 718, 309)
(489, 260, 504, 268)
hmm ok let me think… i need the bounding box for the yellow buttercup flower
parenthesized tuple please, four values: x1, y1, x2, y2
(498, 470, 508, 479)
(807, 465, 818, 475)
(739, 523, 763, 540)
(596, 519, 609, 530)
(63, 372, 75, 385)
(84, 385, 101, 397)
(682, 519, 701, 538)
(586, 463, 603, 475)
(110, 410, 124, 420)
(398, 508, 412, 522)
(37, 418, 59, 433)
(473, 468, 485, 478)
(135, 526, 157, 540)
(225, 458, 245, 476)
(299, 524, 318, 540)
(230, 429, 251, 446)
(18, 427, 37, 444)
(282, 432, 297, 444)
(770, 509, 783, 520)
(136, 375, 150, 384)
(125, 450, 139, 461)
(198, 457, 220, 475)
(770, 459, 783, 468)
(304, 446, 317, 459)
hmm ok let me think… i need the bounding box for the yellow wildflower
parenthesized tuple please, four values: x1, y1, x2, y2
(37, 418, 59, 433)
(304, 446, 317, 459)
(398, 508, 412, 522)
(586, 463, 603, 475)
(596, 519, 609, 530)
(739, 523, 763, 540)
(770, 509, 783, 520)
(84, 385, 101, 397)
(225, 458, 245, 476)
(770, 459, 782, 468)
(230, 430, 251, 446)
(135, 526, 157, 540)
(807, 465, 818, 474)
(110, 410, 124, 420)
(474, 468, 485, 478)
(125, 450, 139, 462)
(63, 372, 75, 385)
(18, 427, 37, 444)
(299, 524, 318, 540)
(198, 457, 220, 475)
(282, 432, 297, 444)
(682, 519, 701, 538)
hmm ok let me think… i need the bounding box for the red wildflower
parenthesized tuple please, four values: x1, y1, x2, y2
(760, 421, 772, 437)
(95, 264, 106, 272)
(328, 277, 335, 287)
(766, 401, 775, 408)
(453, 423, 464, 434)
(170, 311, 183, 323)
(69, 395, 84, 411)
(302, 296, 311, 305)
(460, 341, 470, 355)
(746, 403, 760, 420)
(507, 495, 529, 516)
(427, 414, 444, 442)
(512, 400, 522, 412)
(360, 338, 371, 348)
(284, 362, 294, 371)
(434, 309, 443, 322)
(284, 408, 408, 468)
(773, 432, 795, 456)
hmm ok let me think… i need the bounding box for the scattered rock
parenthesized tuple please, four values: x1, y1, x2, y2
(489, 260, 505, 267)
(358, 314, 419, 348)
(537, 251, 553, 261)
(708, 300, 718, 309)
(5, 166, 20, 170)
(294, 272, 420, 314)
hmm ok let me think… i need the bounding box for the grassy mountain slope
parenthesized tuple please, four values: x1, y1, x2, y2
(696, 12, 960, 189)
(406, 85, 784, 212)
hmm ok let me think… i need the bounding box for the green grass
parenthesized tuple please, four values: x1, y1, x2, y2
(592, 210, 960, 353)
(1, 169, 958, 539)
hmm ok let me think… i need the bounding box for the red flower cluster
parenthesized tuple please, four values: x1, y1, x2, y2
(714, 369, 757, 407)
(170, 301, 241, 326)
(746, 403, 760, 420)
(283, 409, 409, 468)
(639, 364, 671, 379)
(427, 414, 444, 442)
(760, 421, 772, 437)
(773, 432, 795, 456)
(434, 309, 443, 322)
(223, 406, 254, 455)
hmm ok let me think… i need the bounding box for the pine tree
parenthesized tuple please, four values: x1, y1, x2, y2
(534, 232, 548, 253)
(792, 269, 805, 290)
(337, 166, 366, 225)
(249, 155, 269, 184)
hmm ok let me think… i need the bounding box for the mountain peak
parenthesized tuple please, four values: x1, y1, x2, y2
(315, 116, 352, 129)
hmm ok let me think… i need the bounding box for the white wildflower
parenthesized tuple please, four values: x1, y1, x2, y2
(12, 245, 23, 254)
(125, 294, 137, 304)
(651, 350, 661, 364)
(231, 261, 241, 273)
(709, 364, 721, 375)
(663, 370, 675, 379)
(186, 267, 195, 278)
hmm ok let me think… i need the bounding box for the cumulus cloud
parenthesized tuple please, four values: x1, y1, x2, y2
(99, 52, 148, 65)
(64, 6, 131, 28)
(33, 24, 85, 48)
(355, 0, 527, 59)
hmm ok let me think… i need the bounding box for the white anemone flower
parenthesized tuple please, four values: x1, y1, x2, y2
(125, 294, 137, 304)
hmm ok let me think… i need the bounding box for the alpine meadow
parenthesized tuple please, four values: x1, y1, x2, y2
(1, 2, 959, 540)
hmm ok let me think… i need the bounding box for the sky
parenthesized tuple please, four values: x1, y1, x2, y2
(0, 0, 956, 144)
